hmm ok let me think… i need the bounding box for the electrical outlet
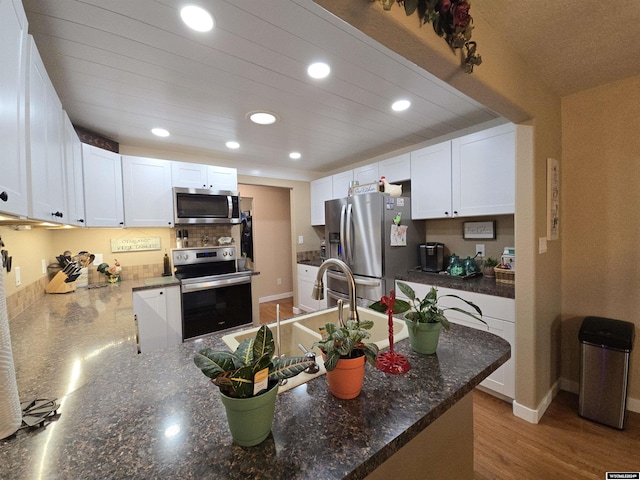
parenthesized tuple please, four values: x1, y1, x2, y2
(298, 235, 304, 245)
(15, 266, 21, 286)
(277, 277, 282, 285)
(539, 237, 548, 254)
(475, 244, 485, 257)
(42, 259, 47, 274)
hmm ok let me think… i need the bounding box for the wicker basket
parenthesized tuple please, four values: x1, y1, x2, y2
(494, 267, 515, 285)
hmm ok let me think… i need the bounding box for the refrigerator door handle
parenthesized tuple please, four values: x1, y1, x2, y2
(339, 204, 347, 262)
(345, 203, 353, 265)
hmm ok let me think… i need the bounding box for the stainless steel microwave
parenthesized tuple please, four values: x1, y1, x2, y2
(173, 187, 241, 225)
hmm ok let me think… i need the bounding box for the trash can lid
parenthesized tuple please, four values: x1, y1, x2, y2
(579, 316, 635, 351)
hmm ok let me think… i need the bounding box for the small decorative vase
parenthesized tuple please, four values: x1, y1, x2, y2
(405, 319, 443, 354)
(219, 382, 278, 447)
(483, 266, 495, 277)
(324, 354, 366, 399)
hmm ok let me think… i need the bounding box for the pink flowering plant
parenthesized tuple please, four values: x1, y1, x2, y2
(380, 0, 482, 73)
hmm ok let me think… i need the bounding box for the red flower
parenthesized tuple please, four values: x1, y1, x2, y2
(437, 0, 451, 15)
(451, 1, 471, 28)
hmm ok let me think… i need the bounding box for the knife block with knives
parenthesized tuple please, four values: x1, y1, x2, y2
(45, 253, 84, 294)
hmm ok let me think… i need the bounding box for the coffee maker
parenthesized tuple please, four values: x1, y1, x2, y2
(420, 242, 444, 272)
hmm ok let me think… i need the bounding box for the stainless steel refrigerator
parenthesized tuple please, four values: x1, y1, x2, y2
(324, 192, 424, 306)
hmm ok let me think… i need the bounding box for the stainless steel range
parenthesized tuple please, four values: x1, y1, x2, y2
(172, 246, 253, 340)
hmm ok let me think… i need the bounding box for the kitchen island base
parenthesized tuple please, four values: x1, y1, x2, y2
(366, 393, 473, 479)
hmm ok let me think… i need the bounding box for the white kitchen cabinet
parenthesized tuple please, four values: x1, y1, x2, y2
(82, 144, 124, 227)
(310, 176, 333, 226)
(134, 286, 182, 354)
(170, 161, 238, 191)
(379, 152, 411, 184)
(62, 112, 85, 226)
(396, 280, 515, 399)
(331, 170, 353, 200)
(452, 123, 515, 216)
(206, 165, 238, 191)
(0, 0, 29, 217)
(297, 264, 327, 312)
(27, 36, 67, 223)
(122, 155, 173, 227)
(410, 141, 453, 219)
(353, 163, 379, 186)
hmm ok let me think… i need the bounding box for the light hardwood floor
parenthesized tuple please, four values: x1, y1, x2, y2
(260, 300, 639, 478)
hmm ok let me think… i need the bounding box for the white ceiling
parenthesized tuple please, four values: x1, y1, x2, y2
(21, 0, 640, 181)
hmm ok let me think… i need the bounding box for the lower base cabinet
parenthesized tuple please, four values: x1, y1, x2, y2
(396, 280, 515, 399)
(297, 264, 327, 312)
(133, 286, 181, 354)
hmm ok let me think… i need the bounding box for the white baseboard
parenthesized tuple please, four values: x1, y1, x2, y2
(559, 376, 640, 414)
(512, 381, 559, 424)
(259, 292, 293, 303)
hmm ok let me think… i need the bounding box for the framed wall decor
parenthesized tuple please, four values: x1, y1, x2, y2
(462, 221, 496, 239)
(547, 157, 560, 240)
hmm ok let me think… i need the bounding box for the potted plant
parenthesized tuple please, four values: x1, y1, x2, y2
(482, 257, 498, 277)
(370, 282, 485, 355)
(312, 315, 379, 399)
(194, 325, 314, 446)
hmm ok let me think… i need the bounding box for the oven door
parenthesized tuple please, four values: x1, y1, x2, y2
(181, 275, 252, 340)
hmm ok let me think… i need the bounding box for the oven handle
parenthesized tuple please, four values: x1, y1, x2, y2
(181, 275, 251, 293)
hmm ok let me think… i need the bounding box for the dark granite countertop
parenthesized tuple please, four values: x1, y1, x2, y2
(397, 268, 515, 299)
(1, 281, 510, 479)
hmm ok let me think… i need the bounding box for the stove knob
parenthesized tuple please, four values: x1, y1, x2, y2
(183, 253, 189, 260)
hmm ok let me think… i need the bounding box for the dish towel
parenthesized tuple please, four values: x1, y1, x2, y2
(0, 256, 21, 439)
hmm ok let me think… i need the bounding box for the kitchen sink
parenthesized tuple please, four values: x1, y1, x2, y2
(221, 305, 408, 393)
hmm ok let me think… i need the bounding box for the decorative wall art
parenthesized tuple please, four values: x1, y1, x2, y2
(547, 158, 560, 240)
(462, 221, 495, 239)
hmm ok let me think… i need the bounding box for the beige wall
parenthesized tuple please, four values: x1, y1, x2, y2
(316, 0, 563, 413)
(0, 226, 53, 297)
(560, 76, 640, 400)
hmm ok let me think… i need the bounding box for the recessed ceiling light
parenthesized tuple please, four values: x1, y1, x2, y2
(226, 141, 240, 149)
(180, 5, 214, 32)
(392, 99, 411, 112)
(289, 152, 301, 160)
(247, 111, 278, 125)
(307, 62, 331, 79)
(151, 128, 170, 137)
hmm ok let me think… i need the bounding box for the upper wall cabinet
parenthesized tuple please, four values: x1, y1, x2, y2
(82, 144, 124, 227)
(122, 155, 173, 228)
(310, 176, 333, 226)
(451, 123, 515, 217)
(62, 112, 85, 226)
(379, 153, 410, 184)
(353, 163, 379, 186)
(331, 170, 354, 200)
(171, 161, 238, 191)
(410, 141, 453, 219)
(26, 36, 66, 223)
(0, 0, 29, 217)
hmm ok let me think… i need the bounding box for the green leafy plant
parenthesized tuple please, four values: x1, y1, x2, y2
(379, 0, 482, 73)
(194, 325, 314, 398)
(370, 281, 485, 330)
(312, 319, 379, 372)
(483, 257, 499, 267)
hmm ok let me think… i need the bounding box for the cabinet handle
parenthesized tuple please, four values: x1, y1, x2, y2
(119, 222, 124, 225)
(444, 211, 449, 216)
(159, 291, 163, 295)
(0, 192, 7, 202)
(52, 211, 64, 218)
(78, 219, 85, 223)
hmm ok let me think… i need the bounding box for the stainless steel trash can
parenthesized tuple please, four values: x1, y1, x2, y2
(578, 316, 635, 429)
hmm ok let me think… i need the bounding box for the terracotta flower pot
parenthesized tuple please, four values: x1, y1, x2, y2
(324, 354, 366, 399)
(219, 382, 278, 447)
(405, 318, 443, 354)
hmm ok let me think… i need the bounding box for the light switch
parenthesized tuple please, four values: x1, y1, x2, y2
(298, 235, 304, 245)
(539, 237, 548, 254)
(42, 259, 47, 274)
(15, 266, 21, 286)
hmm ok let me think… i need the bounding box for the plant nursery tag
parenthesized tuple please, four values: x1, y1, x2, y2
(253, 367, 269, 396)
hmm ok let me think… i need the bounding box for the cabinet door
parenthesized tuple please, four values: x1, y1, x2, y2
(310, 176, 332, 226)
(353, 163, 379, 186)
(122, 155, 173, 227)
(82, 144, 124, 227)
(171, 161, 208, 189)
(379, 152, 410, 183)
(410, 142, 453, 219)
(27, 37, 66, 223)
(331, 170, 353, 200)
(297, 264, 319, 312)
(0, 0, 28, 217)
(134, 286, 182, 354)
(452, 123, 515, 216)
(207, 165, 238, 191)
(62, 112, 85, 226)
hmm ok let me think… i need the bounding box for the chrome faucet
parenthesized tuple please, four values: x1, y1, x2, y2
(312, 258, 359, 326)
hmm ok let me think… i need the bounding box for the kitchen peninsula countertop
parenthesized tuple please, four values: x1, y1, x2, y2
(397, 268, 515, 299)
(1, 281, 510, 479)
